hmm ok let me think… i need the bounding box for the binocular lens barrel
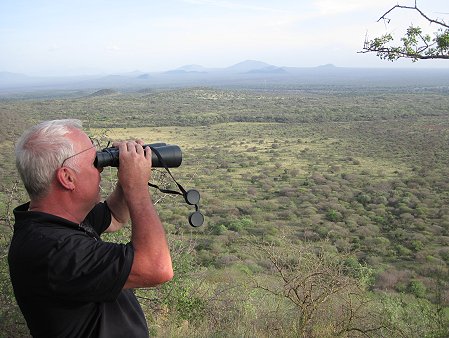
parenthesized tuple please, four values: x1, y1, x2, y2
(94, 143, 182, 168)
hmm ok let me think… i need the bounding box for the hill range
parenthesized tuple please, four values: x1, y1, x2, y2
(1, 60, 449, 94)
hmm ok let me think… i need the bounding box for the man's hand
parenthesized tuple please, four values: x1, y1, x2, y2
(116, 141, 152, 196)
(105, 140, 151, 232)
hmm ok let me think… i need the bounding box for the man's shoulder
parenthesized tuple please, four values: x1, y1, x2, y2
(13, 211, 78, 239)
(9, 218, 78, 265)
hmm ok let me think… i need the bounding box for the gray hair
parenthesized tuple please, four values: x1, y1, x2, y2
(15, 119, 83, 199)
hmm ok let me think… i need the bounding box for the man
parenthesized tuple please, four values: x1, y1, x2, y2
(8, 119, 173, 337)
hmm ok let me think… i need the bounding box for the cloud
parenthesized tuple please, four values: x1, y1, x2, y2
(106, 44, 120, 51)
(48, 44, 63, 52)
(181, 0, 288, 14)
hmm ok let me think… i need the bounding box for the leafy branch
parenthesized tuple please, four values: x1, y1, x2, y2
(360, 2, 449, 61)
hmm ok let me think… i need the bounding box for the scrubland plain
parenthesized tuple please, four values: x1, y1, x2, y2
(1, 85, 449, 337)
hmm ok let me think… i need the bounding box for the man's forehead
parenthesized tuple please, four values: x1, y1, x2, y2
(66, 130, 92, 154)
(68, 128, 90, 142)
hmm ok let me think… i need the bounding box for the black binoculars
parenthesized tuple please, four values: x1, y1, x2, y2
(94, 143, 182, 168)
(94, 142, 203, 227)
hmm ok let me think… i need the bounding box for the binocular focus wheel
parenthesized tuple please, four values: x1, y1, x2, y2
(189, 211, 204, 227)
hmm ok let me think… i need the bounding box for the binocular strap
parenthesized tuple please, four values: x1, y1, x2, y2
(148, 147, 204, 227)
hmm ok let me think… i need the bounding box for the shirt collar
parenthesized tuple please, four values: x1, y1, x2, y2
(13, 202, 80, 230)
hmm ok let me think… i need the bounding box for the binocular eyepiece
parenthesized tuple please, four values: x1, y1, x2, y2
(94, 143, 182, 168)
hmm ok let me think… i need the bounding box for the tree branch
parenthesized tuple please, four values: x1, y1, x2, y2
(378, 4, 449, 29)
(361, 2, 449, 61)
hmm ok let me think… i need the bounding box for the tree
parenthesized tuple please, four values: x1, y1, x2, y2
(252, 238, 384, 337)
(361, 1, 449, 61)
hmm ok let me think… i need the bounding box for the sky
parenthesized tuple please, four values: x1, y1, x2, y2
(1, 0, 448, 76)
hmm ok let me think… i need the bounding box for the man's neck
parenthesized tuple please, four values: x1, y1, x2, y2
(29, 194, 87, 224)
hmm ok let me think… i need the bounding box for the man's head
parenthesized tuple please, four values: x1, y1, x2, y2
(15, 119, 85, 199)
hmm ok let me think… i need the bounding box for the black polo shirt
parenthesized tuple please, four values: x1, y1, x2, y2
(8, 202, 149, 338)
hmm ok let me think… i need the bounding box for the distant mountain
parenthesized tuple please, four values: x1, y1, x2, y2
(167, 60, 283, 75)
(176, 64, 209, 72)
(163, 69, 207, 75)
(0, 71, 30, 81)
(225, 60, 275, 73)
(316, 64, 337, 68)
(137, 73, 151, 80)
(0, 72, 41, 89)
(246, 66, 287, 74)
(2, 60, 449, 95)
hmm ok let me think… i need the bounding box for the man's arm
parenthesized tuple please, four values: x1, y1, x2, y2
(116, 141, 173, 288)
(105, 183, 130, 233)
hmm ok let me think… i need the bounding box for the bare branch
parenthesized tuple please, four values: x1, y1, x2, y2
(378, 5, 449, 29)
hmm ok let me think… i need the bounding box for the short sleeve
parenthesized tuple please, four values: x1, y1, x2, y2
(47, 234, 134, 303)
(84, 202, 112, 235)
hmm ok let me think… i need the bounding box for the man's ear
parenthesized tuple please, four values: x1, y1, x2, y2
(55, 167, 76, 191)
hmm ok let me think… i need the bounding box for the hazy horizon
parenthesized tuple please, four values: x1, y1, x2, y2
(5, 59, 449, 78)
(1, 0, 448, 77)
